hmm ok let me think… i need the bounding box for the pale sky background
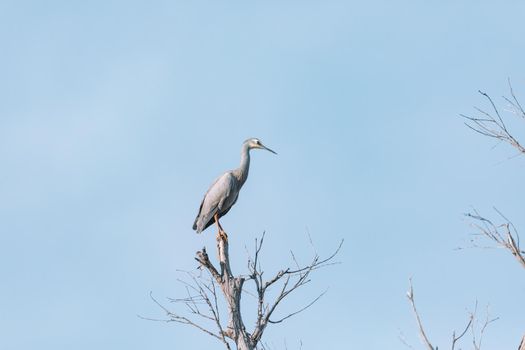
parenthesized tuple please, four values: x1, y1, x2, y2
(1, 1, 524, 349)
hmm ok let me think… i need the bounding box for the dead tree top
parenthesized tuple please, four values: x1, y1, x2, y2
(143, 233, 342, 350)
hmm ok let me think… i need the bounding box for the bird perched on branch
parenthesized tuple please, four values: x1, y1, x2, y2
(193, 138, 277, 241)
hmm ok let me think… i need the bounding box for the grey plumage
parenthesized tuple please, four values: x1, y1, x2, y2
(193, 138, 276, 234)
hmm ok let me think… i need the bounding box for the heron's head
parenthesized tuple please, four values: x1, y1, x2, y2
(245, 138, 277, 155)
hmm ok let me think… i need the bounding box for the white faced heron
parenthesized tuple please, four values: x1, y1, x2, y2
(192, 138, 277, 240)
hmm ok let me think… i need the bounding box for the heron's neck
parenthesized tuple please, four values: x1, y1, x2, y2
(234, 144, 250, 186)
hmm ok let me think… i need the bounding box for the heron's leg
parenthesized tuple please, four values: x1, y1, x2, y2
(214, 213, 222, 233)
(214, 213, 228, 241)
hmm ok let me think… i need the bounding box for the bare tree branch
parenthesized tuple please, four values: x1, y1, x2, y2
(406, 279, 435, 350)
(519, 334, 525, 350)
(250, 239, 343, 346)
(145, 233, 342, 350)
(460, 81, 522, 350)
(451, 314, 472, 350)
(468, 302, 499, 350)
(406, 280, 498, 350)
(399, 330, 416, 350)
(505, 78, 525, 119)
(139, 292, 224, 342)
(268, 290, 327, 324)
(461, 83, 525, 155)
(465, 209, 525, 270)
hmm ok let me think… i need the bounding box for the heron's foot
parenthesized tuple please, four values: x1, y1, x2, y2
(217, 230, 228, 242)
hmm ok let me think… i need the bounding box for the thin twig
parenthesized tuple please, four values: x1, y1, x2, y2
(406, 279, 435, 350)
(465, 209, 525, 270)
(451, 314, 473, 350)
(269, 290, 327, 324)
(461, 84, 525, 155)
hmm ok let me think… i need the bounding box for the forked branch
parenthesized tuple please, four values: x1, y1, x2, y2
(461, 81, 525, 155)
(465, 209, 525, 270)
(144, 233, 342, 350)
(406, 279, 435, 350)
(406, 280, 497, 350)
(249, 235, 343, 345)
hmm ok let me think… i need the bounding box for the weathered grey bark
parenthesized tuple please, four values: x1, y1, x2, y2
(196, 237, 254, 350)
(144, 233, 341, 349)
(194, 234, 341, 350)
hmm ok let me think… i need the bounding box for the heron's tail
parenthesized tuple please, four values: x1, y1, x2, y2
(192, 218, 203, 233)
(192, 218, 199, 232)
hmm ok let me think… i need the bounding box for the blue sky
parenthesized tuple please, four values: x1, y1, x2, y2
(1, 1, 524, 349)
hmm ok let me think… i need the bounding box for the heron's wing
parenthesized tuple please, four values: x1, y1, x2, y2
(193, 175, 222, 230)
(192, 200, 205, 230)
(193, 172, 237, 233)
(192, 175, 222, 230)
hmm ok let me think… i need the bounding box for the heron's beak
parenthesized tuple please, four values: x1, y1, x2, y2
(261, 144, 277, 155)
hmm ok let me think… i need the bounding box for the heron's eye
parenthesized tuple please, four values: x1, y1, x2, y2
(255, 140, 260, 144)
